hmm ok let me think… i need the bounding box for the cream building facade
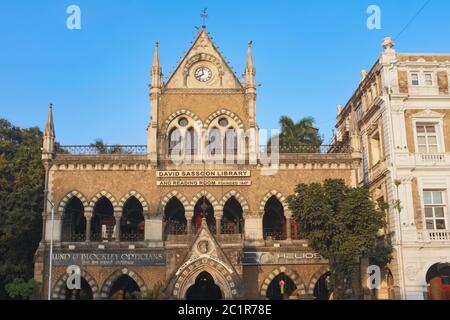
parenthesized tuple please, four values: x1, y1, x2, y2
(335, 38, 450, 300)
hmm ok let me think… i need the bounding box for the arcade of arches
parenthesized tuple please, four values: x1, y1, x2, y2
(37, 26, 370, 300)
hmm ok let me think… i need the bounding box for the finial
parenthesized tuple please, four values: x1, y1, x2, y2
(382, 37, 395, 51)
(248, 40, 253, 47)
(337, 104, 343, 115)
(361, 69, 367, 80)
(155, 40, 159, 47)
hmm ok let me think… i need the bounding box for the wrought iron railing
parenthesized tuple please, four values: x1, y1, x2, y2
(56, 145, 147, 155)
(120, 232, 145, 242)
(263, 230, 286, 241)
(259, 144, 351, 154)
(62, 233, 86, 242)
(165, 222, 187, 235)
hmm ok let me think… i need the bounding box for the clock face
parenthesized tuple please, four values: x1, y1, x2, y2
(194, 67, 213, 82)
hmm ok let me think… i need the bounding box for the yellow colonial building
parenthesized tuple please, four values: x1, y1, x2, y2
(34, 26, 359, 300)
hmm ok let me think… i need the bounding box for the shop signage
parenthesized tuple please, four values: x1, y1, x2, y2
(51, 252, 165, 266)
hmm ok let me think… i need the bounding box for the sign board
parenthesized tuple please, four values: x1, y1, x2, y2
(157, 180, 251, 187)
(156, 170, 251, 178)
(52, 252, 165, 266)
(242, 251, 326, 265)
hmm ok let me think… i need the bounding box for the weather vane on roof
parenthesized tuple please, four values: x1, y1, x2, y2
(201, 8, 208, 26)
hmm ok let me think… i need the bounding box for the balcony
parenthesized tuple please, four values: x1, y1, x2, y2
(417, 230, 450, 242)
(396, 153, 450, 167)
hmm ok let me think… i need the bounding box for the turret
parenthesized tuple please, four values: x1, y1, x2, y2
(42, 103, 55, 160)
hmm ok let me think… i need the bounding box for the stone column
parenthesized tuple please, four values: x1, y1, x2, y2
(244, 211, 263, 240)
(215, 210, 223, 235)
(185, 210, 194, 234)
(285, 211, 292, 241)
(85, 210, 93, 242)
(114, 213, 121, 242)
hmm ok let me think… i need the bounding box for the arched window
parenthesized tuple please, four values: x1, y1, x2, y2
(222, 197, 243, 234)
(164, 197, 186, 235)
(64, 278, 93, 300)
(61, 197, 86, 242)
(185, 127, 199, 157)
(313, 272, 331, 300)
(193, 197, 215, 233)
(186, 271, 222, 300)
(207, 127, 222, 158)
(266, 273, 297, 300)
(120, 197, 144, 241)
(91, 196, 115, 241)
(109, 275, 141, 300)
(263, 196, 286, 240)
(168, 127, 182, 156)
(224, 127, 238, 159)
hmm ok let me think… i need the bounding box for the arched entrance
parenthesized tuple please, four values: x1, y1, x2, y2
(263, 196, 286, 240)
(109, 275, 141, 300)
(222, 197, 243, 234)
(91, 196, 115, 241)
(193, 197, 215, 233)
(164, 197, 186, 235)
(65, 278, 93, 300)
(313, 272, 331, 300)
(121, 196, 145, 241)
(426, 263, 450, 300)
(266, 273, 297, 300)
(62, 197, 86, 242)
(185, 271, 222, 300)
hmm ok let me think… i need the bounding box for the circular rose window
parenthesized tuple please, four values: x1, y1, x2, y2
(178, 117, 188, 127)
(218, 118, 229, 127)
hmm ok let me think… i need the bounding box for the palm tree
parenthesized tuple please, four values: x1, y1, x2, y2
(90, 139, 124, 154)
(269, 116, 323, 152)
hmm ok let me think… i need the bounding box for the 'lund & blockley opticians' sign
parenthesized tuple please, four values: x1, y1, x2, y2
(51, 252, 165, 266)
(156, 170, 251, 187)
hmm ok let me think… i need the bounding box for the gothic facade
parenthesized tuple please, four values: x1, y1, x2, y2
(34, 27, 361, 300)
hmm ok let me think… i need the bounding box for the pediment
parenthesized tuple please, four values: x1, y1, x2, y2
(412, 108, 445, 119)
(164, 28, 243, 90)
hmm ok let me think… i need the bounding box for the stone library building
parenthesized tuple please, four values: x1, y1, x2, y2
(34, 26, 450, 300)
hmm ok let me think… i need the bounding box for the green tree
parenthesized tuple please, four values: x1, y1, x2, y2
(270, 116, 323, 149)
(0, 119, 44, 299)
(90, 139, 124, 154)
(5, 278, 40, 300)
(287, 179, 388, 299)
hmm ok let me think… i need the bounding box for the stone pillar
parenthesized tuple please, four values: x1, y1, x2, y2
(85, 210, 92, 242)
(285, 211, 292, 241)
(114, 213, 121, 242)
(244, 212, 263, 240)
(185, 210, 194, 234)
(145, 215, 163, 241)
(215, 210, 223, 235)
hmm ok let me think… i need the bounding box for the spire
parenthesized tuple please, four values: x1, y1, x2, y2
(42, 102, 55, 158)
(44, 103, 55, 138)
(245, 41, 256, 89)
(151, 41, 162, 89)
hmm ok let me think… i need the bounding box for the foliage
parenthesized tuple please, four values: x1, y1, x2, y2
(142, 281, 165, 300)
(0, 119, 44, 299)
(5, 278, 40, 300)
(287, 179, 387, 299)
(90, 139, 125, 154)
(269, 116, 323, 147)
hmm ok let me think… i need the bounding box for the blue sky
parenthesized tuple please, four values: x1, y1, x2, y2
(1, 0, 449, 145)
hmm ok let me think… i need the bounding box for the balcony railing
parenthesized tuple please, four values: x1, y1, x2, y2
(418, 230, 450, 242)
(259, 144, 351, 154)
(418, 153, 446, 163)
(56, 145, 147, 155)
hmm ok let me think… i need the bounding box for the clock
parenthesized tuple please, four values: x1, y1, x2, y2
(194, 67, 212, 82)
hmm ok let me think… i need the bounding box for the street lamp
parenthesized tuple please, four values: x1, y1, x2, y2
(46, 199, 55, 300)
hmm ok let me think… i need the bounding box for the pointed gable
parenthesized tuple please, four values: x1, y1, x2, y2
(174, 219, 240, 278)
(165, 27, 243, 90)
